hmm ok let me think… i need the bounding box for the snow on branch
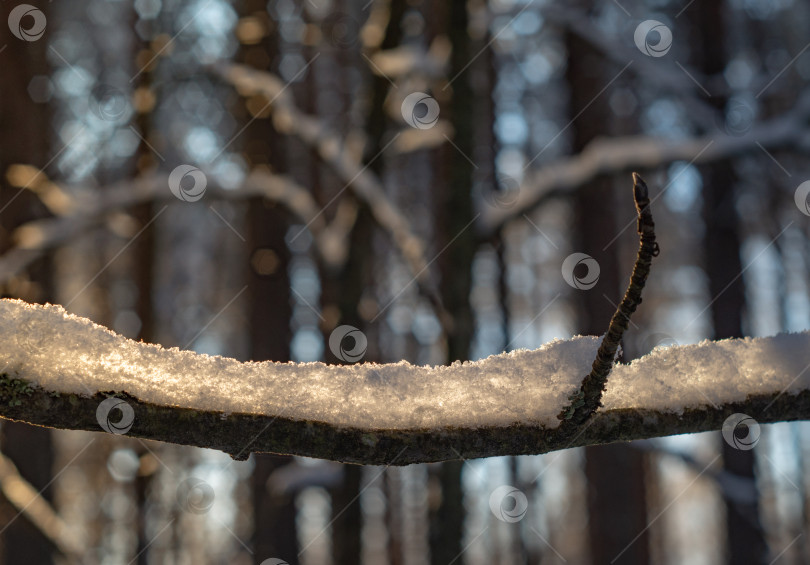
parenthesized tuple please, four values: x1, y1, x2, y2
(544, 5, 721, 122)
(0, 297, 808, 465)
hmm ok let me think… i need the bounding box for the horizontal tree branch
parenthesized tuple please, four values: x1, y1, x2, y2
(0, 379, 806, 466)
(545, 4, 793, 106)
(0, 297, 807, 466)
(543, 5, 721, 126)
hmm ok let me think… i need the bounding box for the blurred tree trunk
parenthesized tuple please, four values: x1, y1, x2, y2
(322, 199, 370, 564)
(324, 1, 406, 562)
(320, 7, 380, 562)
(237, 2, 299, 562)
(564, 4, 650, 563)
(689, 3, 768, 563)
(385, 469, 404, 565)
(330, 465, 363, 564)
(508, 456, 531, 564)
(130, 34, 157, 345)
(0, 3, 55, 564)
(429, 0, 475, 563)
(484, 17, 535, 562)
(246, 190, 298, 565)
(130, 7, 159, 562)
(707, 145, 768, 565)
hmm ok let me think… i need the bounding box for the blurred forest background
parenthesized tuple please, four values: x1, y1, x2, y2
(2, 0, 810, 563)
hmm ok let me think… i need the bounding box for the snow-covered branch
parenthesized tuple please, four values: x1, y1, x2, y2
(543, 5, 720, 122)
(481, 92, 810, 234)
(210, 62, 446, 316)
(0, 299, 808, 465)
(0, 451, 84, 561)
(0, 167, 350, 283)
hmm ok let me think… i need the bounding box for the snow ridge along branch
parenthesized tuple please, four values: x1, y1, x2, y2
(559, 172, 658, 425)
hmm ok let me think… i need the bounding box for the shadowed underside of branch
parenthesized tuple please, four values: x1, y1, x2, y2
(0, 383, 806, 465)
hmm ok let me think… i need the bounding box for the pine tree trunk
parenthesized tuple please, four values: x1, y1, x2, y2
(428, 0, 476, 562)
(564, 3, 650, 562)
(238, 2, 299, 560)
(689, 2, 768, 562)
(0, 3, 55, 563)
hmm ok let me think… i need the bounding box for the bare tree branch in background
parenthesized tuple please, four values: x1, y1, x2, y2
(544, 4, 792, 105)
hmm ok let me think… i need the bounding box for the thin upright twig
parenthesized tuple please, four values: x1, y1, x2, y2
(559, 172, 659, 425)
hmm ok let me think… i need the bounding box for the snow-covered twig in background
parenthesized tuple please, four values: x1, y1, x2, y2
(0, 450, 84, 561)
(210, 62, 449, 325)
(0, 167, 351, 282)
(543, 5, 721, 124)
(559, 173, 658, 425)
(480, 91, 810, 235)
(632, 440, 757, 503)
(0, 299, 809, 465)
